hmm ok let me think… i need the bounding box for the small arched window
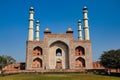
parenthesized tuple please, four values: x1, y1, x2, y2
(56, 48, 62, 56)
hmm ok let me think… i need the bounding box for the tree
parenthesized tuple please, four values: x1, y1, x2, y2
(0, 55, 16, 70)
(100, 49, 120, 72)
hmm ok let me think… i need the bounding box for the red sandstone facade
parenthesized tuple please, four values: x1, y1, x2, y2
(26, 29, 93, 70)
(26, 6, 93, 71)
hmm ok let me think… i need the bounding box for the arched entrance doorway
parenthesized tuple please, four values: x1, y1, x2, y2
(56, 59, 62, 69)
(49, 41, 69, 69)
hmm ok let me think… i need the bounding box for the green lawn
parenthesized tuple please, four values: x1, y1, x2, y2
(0, 73, 119, 80)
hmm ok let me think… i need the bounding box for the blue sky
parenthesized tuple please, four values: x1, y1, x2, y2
(0, 0, 120, 62)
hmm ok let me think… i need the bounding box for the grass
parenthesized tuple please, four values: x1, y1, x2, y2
(0, 73, 120, 80)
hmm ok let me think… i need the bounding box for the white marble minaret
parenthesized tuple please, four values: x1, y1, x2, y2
(83, 6, 90, 40)
(35, 20, 40, 41)
(28, 7, 34, 41)
(78, 19, 82, 40)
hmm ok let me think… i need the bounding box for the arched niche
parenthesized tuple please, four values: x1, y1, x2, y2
(75, 57, 85, 68)
(33, 46, 42, 56)
(75, 46, 85, 56)
(32, 58, 42, 68)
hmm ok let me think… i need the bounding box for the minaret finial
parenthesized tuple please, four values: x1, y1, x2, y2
(35, 20, 40, 41)
(83, 6, 90, 40)
(78, 19, 82, 40)
(28, 6, 34, 41)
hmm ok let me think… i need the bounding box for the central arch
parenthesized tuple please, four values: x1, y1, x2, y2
(49, 41, 69, 69)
